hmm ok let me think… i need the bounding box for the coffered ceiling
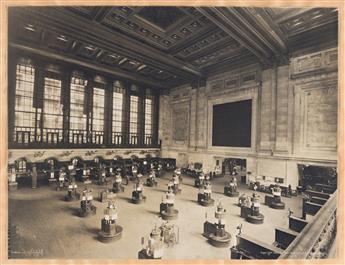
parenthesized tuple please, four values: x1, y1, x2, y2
(8, 6, 338, 90)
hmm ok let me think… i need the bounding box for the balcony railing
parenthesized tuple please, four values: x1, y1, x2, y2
(279, 191, 337, 259)
(144, 134, 152, 146)
(129, 133, 138, 146)
(10, 129, 159, 149)
(91, 131, 104, 145)
(69, 129, 87, 144)
(42, 128, 63, 144)
(112, 132, 123, 146)
(13, 126, 36, 144)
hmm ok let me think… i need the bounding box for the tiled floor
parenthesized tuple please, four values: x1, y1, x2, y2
(8, 173, 303, 260)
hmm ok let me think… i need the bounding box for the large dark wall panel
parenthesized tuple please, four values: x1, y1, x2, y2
(212, 99, 252, 147)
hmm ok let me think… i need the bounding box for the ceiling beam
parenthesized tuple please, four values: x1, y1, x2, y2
(202, 51, 257, 75)
(287, 21, 338, 53)
(168, 26, 220, 55)
(9, 41, 171, 89)
(247, 8, 288, 52)
(196, 7, 272, 66)
(241, 8, 287, 54)
(10, 7, 204, 80)
(273, 8, 315, 24)
(93, 7, 113, 22)
(227, 8, 284, 56)
(183, 39, 236, 62)
(197, 47, 249, 69)
(196, 7, 290, 65)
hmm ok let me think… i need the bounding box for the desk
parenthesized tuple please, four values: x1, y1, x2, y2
(249, 180, 290, 197)
(231, 234, 282, 259)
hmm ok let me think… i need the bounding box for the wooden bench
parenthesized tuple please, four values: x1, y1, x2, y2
(303, 201, 323, 216)
(310, 196, 328, 205)
(274, 227, 299, 250)
(289, 216, 308, 232)
(305, 190, 330, 199)
(315, 184, 336, 194)
(230, 234, 283, 259)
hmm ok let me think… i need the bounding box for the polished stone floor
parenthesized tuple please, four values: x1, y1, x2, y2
(8, 172, 304, 260)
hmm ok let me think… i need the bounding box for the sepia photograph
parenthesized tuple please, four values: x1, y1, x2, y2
(1, 1, 343, 262)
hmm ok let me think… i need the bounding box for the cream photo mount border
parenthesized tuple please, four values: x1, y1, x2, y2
(0, 1, 344, 265)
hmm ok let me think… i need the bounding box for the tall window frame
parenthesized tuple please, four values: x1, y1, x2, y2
(42, 75, 63, 144)
(112, 81, 124, 145)
(144, 94, 154, 146)
(13, 59, 37, 145)
(129, 95, 139, 145)
(69, 76, 88, 144)
(91, 85, 105, 145)
(10, 57, 159, 149)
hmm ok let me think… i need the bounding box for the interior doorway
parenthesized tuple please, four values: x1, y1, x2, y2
(222, 158, 247, 183)
(297, 164, 337, 189)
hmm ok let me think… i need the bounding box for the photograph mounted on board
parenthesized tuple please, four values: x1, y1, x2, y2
(5, 4, 339, 261)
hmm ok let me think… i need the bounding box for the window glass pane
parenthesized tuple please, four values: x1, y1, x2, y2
(43, 77, 63, 143)
(145, 98, 153, 135)
(92, 87, 104, 133)
(144, 96, 154, 145)
(129, 95, 139, 145)
(70, 77, 87, 143)
(14, 62, 36, 144)
(112, 83, 124, 145)
(14, 63, 35, 128)
(129, 95, 138, 135)
(43, 77, 63, 129)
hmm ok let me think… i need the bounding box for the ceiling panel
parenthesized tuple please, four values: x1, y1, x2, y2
(8, 6, 338, 90)
(268, 7, 338, 36)
(98, 6, 214, 52)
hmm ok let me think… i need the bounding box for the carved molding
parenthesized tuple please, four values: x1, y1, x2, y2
(302, 85, 337, 151)
(207, 69, 260, 96)
(293, 78, 338, 157)
(209, 79, 224, 91)
(61, 150, 74, 157)
(105, 150, 116, 156)
(33, 151, 45, 158)
(85, 150, 98, 156)
(224, 76, 239, 89)
(102, 7, 211, 50)
(291, 48, 337, 78)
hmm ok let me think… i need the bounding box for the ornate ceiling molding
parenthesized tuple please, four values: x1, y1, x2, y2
(8, 6, 338, 90)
